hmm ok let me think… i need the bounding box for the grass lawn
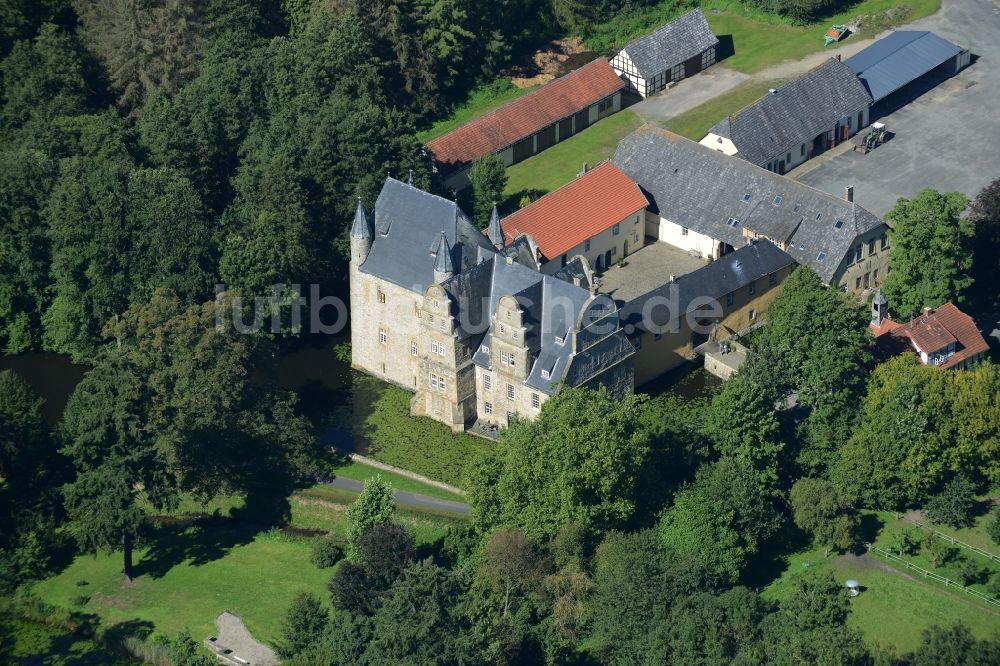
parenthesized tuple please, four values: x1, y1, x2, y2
(346, 375, 493, 488)
(417, 80, 533, 143)
(583, 0, 941, 74)
(6, 616, 131, 665)
(32, 528, 330, 647)
(705, 0, 942, 74)
(502, 109, 644, 206)
(329, 460, 467, 503)
(30, 483, 465, 648)
(661, 78, 786, 140)
(759, 505, 1000, 654)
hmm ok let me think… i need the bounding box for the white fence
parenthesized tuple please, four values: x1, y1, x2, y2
(903, 518, 1000, 563)
(865, 542, 1000, 610)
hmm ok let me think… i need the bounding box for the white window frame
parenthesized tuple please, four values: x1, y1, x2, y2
(483, 374, 492, 390)
(506, 383, 514, 400)
(484, 402, 493, 415)
(379, 328, 386, 344)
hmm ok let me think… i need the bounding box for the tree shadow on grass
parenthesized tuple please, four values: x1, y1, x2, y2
(858, 512, 884, 545)
(134, 480, 299, 579)
(740, 522, 813, 590)
(502, 188, 548, 213)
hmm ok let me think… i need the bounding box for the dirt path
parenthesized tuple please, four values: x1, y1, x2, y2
(207, 611, 278, 666)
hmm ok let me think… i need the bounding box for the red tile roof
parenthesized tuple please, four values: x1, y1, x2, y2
(499, 162, 648, 261)
(427, 59, 625, 172)
(871, 302, 990, 369)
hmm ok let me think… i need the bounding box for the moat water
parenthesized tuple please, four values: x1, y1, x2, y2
(0, 340, 719, 445)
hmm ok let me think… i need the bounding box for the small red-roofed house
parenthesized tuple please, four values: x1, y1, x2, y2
(870, 290, 990, 370)
(499, 162, 649, 273)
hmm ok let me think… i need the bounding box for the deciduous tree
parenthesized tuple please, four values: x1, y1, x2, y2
(469, 154, 507, 228)
(471, 387, 653, 539)
(61, 356, 177, 581)
(346, 476, 395, 556)
(883, 188, 973, 317)
(789, 477, 859, 556)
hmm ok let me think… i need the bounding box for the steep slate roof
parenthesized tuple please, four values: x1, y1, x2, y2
(873, 302, 990, 369)
(426, 59, 624, 173)
(462, 257, 634, 394)
(845, 31, 963, 103)
(612, 126, 885, 284)
(708, 58, 872, 166)
(500, 162, 648, 261)
(619, 8, 719, 79)
(619, 241, 794, 331)
(359, 177, 494, 293)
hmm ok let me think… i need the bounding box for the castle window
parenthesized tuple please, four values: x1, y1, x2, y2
(531, 393, 540, 409)
(881, 233, 888, 250)
(682, 227, 688, 236)
(377, 289, 385, 304)
(481, 344, 490, 354)
(483, 374, 492, 390)
(414, 304, 421, 318)
(726, 292, 734, 307)
(432, 340, 444, 356)
(500, 351, 510, 365)
(869, 239, 876, 255)
(507, 354, 515, 368)
(500, 324, 506, 334)
(507, 383, 514, 400)
(541, 369, 550, 379)
(411, 341, 417, 356)
(748, 281, 756, 296)
(430, 373, 439, 389)
(613, 223, 620, 236)
(769, 272, 777, 286)
(379, 328, 386, 344)
(484, 402, 493, 415)
(585, 239, 591, 251)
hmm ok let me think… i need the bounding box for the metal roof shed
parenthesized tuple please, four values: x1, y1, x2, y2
(845, 31, 965, 103)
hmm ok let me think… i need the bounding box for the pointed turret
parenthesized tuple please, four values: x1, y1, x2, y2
(487, 202, 504, 249)
(432, 231, 454, 283)
(350, 197, 373, 264)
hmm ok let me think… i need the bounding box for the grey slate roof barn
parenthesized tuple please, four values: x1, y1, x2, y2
(705, 58, 872, 171)
(845, 31, 968, 103)
(611, 8, 719, 98)
(613, 126, 886, 286)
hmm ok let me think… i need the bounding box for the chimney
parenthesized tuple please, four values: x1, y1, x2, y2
(845, 185, 854, 202)
(924, 306, 933, 316)
(768, 88, 777, 94)
(579, 162, 589, 177)
(669, 274, 676, 283)
(836, 53, 841, 62)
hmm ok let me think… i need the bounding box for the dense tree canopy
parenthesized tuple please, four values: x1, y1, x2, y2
(833, 355, 1000, 508)
(470, 386, 654, 539)
(883, 188, 973, 317)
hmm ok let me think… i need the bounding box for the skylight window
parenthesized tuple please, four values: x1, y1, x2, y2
(727, 217, 740, 227)
(815, 213, 822, 221)
(742, 193, 752, 203)
(817, 251, 827, 261)
(793, 202, 801, 212)
(772, 195, 782, 206)
(834, 219, 845, 229)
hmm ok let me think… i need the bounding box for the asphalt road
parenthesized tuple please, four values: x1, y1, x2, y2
(320, 476, 470, 515)
(796, 0, 1000, 215)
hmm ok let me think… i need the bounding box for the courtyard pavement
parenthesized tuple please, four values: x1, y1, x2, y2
(795, 0, 1000, 216)
(598, 241, 710, 304)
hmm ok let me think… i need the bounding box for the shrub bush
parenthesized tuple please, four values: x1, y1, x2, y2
(924, 476, 977, 528)
(310, 536, 345, 569)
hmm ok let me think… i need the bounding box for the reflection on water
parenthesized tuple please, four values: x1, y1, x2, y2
(0, 343, 720, 436)
(0, 353, 89, 424)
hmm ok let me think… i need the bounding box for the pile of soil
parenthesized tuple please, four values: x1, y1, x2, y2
(505, 37, 600, 88)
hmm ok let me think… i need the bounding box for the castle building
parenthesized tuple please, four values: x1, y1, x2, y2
(350, 177, 636, 432)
